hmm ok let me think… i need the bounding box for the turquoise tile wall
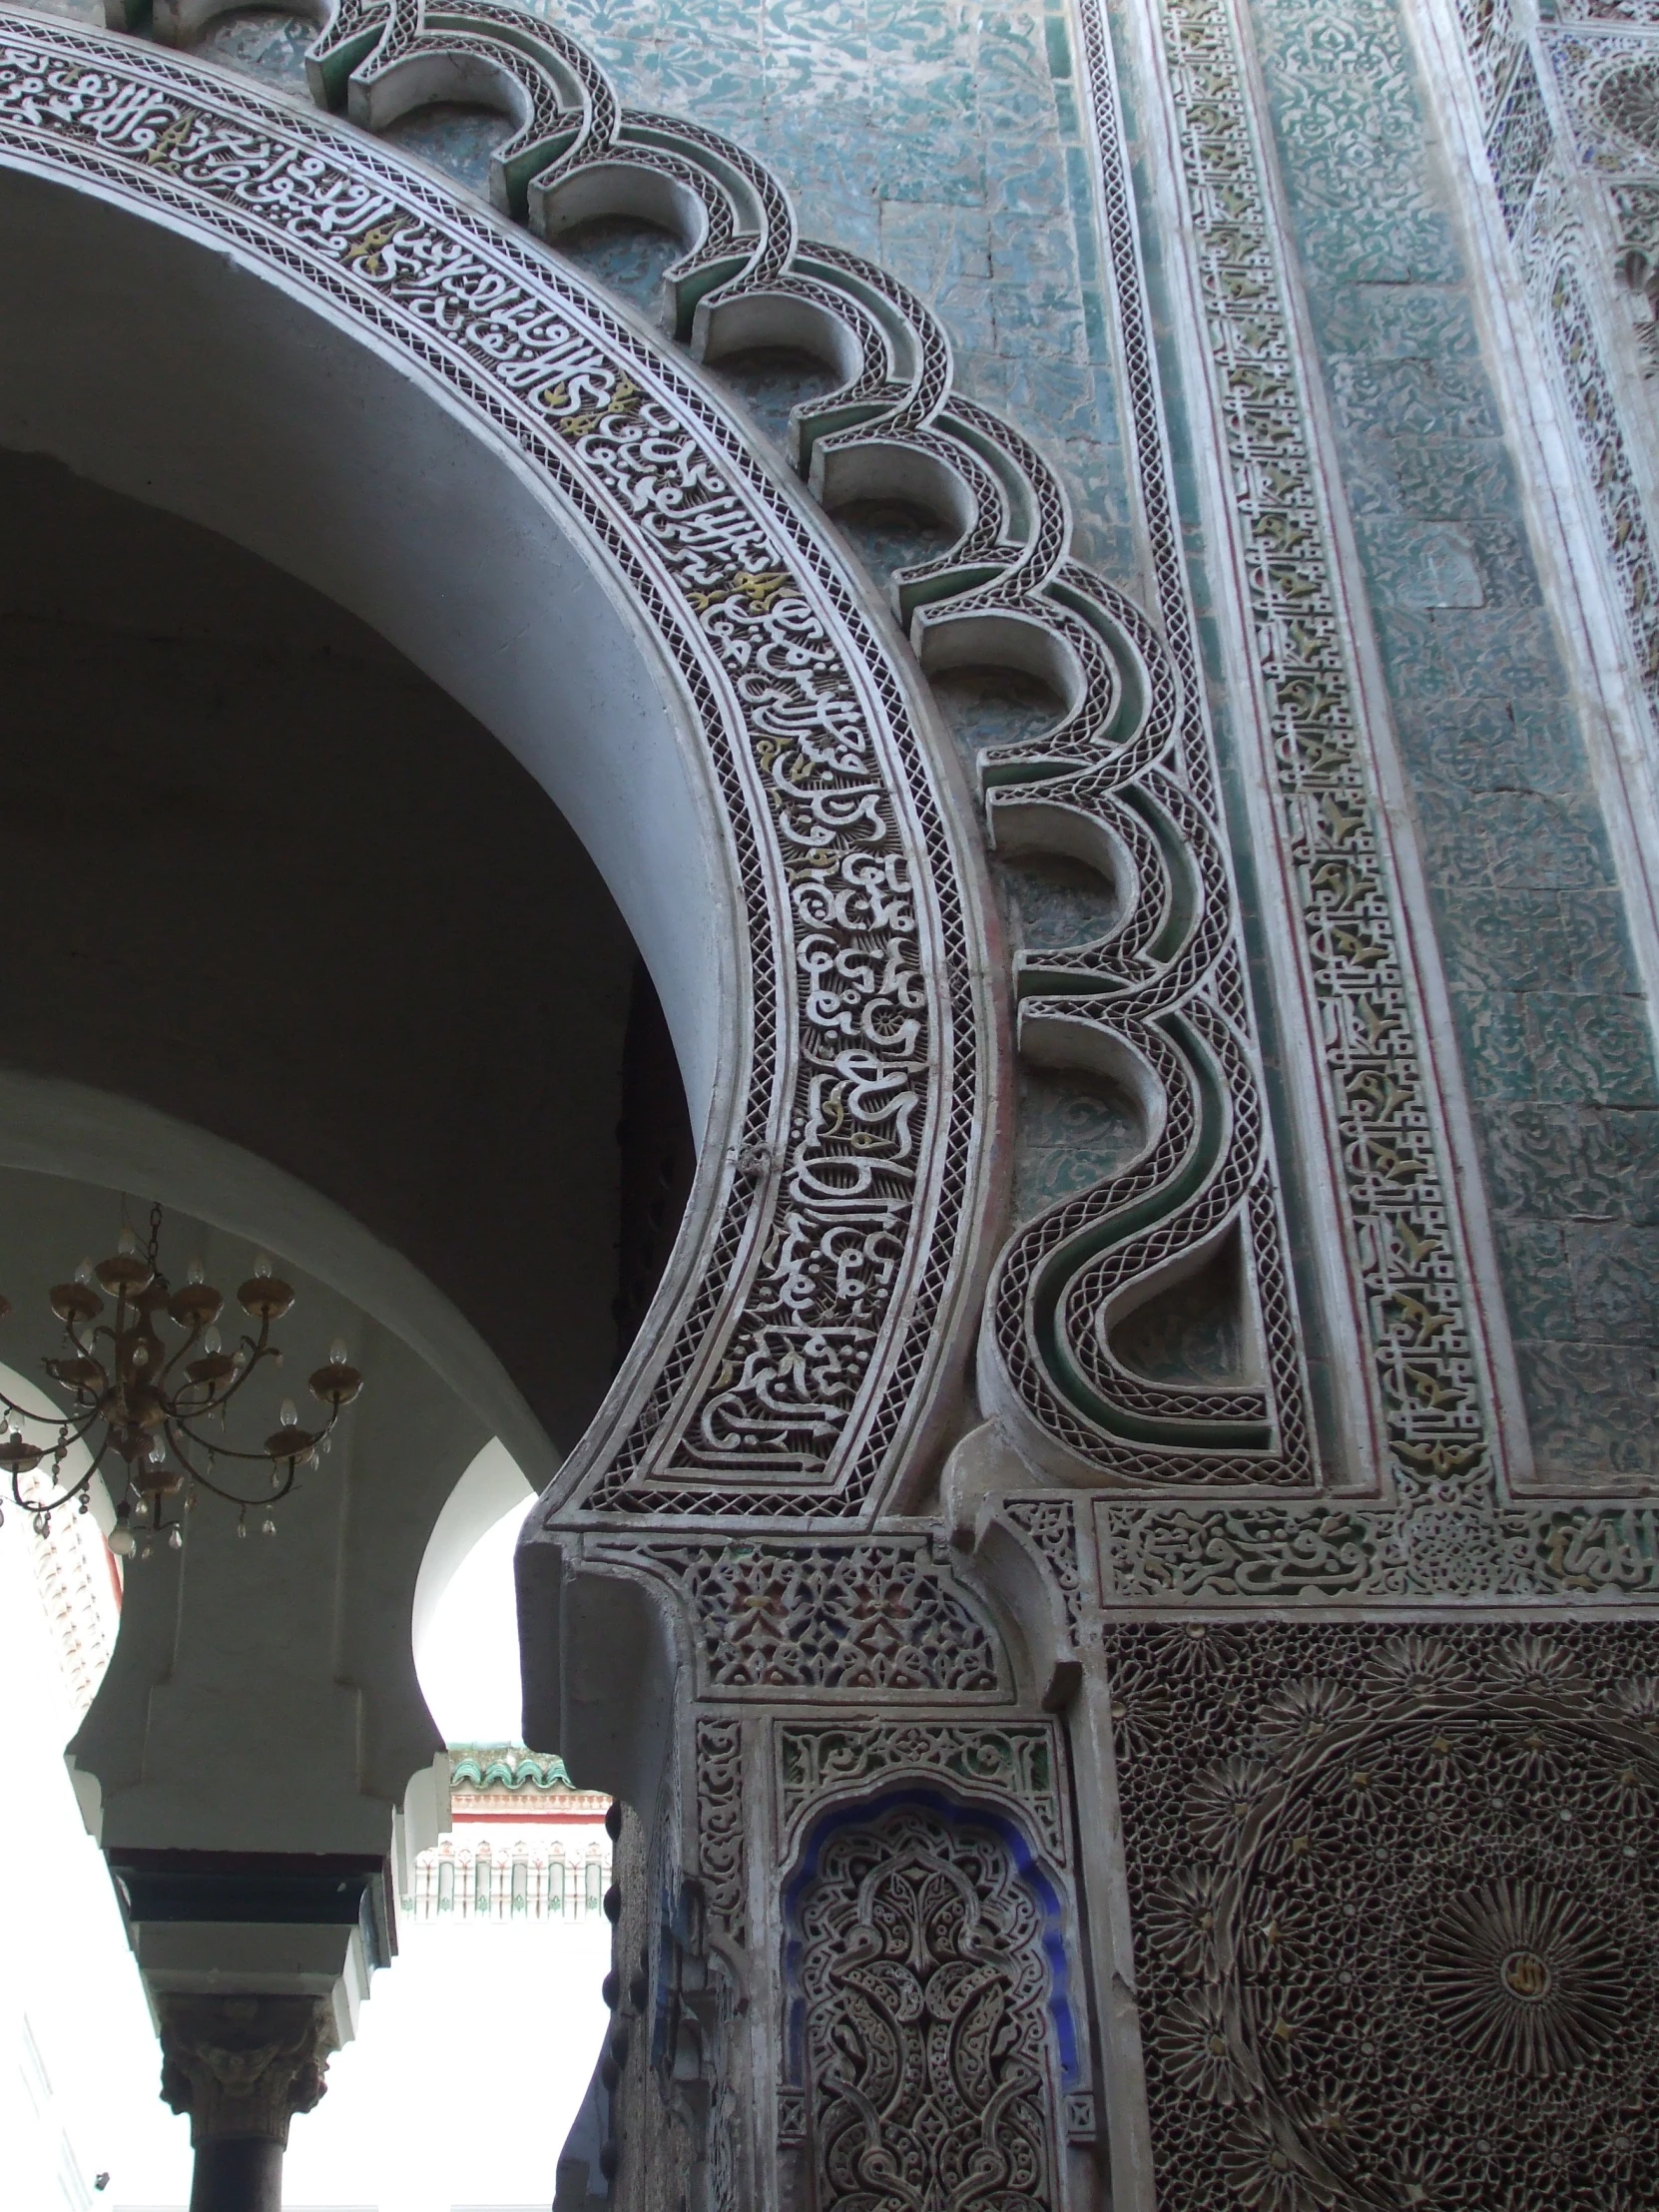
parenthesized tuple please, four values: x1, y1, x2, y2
(538, 0, 1138, 583)
(534, 0, 1152, 1229)
(257, 1, 1149, 1232)
(206, 0, 1654, 1443)
(1248, 0, 1659, 1483)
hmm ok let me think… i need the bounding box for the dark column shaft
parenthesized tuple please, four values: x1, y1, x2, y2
(188, 2135, 284, 2212)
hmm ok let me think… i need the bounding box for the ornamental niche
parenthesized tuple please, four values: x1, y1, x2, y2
(789, 1804, 1067, 2212)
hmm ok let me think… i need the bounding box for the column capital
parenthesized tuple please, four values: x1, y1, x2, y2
(158, 1994, 336, 2149)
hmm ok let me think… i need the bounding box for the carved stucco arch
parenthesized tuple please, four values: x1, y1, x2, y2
(0, 0, 1326, 1537)
(0, 7, 1007, 1530)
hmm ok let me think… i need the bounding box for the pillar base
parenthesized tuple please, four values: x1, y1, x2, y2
(189, 2135, 284, 2212)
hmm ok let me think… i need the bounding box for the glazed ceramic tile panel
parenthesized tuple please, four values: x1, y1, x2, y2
(1239, 0, 1659, 1490)
(382, 0, 1659, 1508)
(537, 1, 1191, 1241)
(541, 0, 1136, 569)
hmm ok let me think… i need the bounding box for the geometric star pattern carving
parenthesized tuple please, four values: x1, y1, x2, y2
(1108, 1621, 1659, 2209)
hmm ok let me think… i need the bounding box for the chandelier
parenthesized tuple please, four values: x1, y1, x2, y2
(0, 1206, 362, 1559)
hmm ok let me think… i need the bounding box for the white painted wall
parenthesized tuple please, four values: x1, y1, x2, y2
(0, 163, 735, 1143)
(0, 1476, 196, 2206)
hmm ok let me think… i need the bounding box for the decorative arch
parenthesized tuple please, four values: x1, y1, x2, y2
(0, 1071, 545, 1473)
(0, 0, 1323, 1526)
(0, 5, 998, 1520)
(253, 0, 1318, 1494)
(780, 1785, 1087, 2212)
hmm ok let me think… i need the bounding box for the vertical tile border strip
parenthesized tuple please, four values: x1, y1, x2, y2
(1063, 0, 1659, 1599)
(1061, 0, 1384, 1504)
(1408, 0, 1659, 1064)
(1069, 0, 1503, 1553)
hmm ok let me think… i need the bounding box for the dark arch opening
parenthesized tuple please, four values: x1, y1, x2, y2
(0, 446, 691, 1453)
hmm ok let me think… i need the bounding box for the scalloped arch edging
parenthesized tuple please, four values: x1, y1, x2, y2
(281, 0, 1318, 1492)
(5, 0, 1317, 1505)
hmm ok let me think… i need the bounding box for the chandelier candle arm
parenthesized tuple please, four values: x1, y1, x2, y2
(0, 1210, 362, 1551)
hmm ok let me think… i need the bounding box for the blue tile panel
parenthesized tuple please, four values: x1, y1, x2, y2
(528, 0, 1147, 1232)
(1249, 0, 1659, 1482)
(535, 0, 1138, 583)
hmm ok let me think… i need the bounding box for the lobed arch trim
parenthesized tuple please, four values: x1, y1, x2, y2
(0, 7, 999, 1521)
(0, 0, 1326, 1511)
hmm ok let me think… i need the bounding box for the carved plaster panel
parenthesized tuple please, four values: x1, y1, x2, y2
(773, 1713, 1096, 2207)
(775, 1716, 1066, 1859)
(1540, 21, 1659, 378)
(982, 1474, 1659, 1611)
(655, 1710, 1093, 2212)
(1554, 0, 1659, 21)
(588, 1534, 1013, 1699)
(0, 4, 999, 1520)
(1546, 26, 1659, 172)
(1107, 1619, 1659, 2208)
(790, 1805, 1068, 2212)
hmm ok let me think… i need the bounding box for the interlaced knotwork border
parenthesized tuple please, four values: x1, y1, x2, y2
(1052, 0, 1659, 1598)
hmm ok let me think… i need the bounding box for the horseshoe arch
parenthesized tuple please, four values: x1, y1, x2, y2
(0, 7, 1004, 1534)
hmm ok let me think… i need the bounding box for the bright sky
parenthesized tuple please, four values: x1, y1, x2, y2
(1, 1486, 607, 2212)
(415, 1495, 534, 1743)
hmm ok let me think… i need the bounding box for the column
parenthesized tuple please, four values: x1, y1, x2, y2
(159, 1994, 334, 2212)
